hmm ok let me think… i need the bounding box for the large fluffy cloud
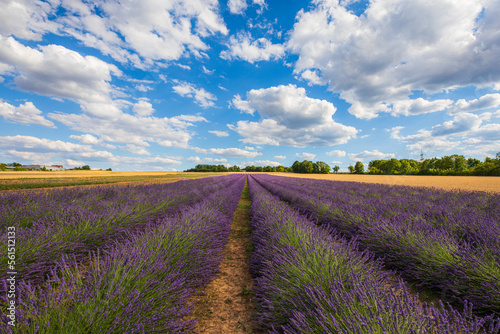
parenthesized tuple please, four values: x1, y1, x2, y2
(0, 35, 123, 119)
(0, 0, 56, 41)
(0, 0, 228, 67)
(229, 84, 357, 146)
(288, 0, 500, 119)
(0, 35, 211, 152)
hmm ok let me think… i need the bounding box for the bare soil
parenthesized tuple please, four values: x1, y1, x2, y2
(273, 173, 500, 193)
(189, 179, 255, 334)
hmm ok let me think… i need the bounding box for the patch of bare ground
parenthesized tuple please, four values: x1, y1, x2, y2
(188, 178, 255, 334)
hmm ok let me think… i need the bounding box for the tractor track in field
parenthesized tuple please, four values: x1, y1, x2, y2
(189, 178, 256, 334)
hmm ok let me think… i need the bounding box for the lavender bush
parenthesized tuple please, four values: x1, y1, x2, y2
(252, 174, 500, 316)
(248, 175, 499, 333)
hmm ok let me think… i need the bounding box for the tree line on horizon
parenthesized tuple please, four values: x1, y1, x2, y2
(186, 153, 500, 176)
(359, 153, 500, 176)
(185, 160, 334, 174)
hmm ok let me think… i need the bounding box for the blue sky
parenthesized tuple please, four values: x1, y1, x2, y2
(0, 0, 499, 171)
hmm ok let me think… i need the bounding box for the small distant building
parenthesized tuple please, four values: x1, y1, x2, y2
(48, 165, 64, 171)
(20, 164, 65, 171)
(22, 165, 42, 170)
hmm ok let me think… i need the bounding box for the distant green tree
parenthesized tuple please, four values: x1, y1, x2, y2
(467, 158, 481, 169)
(81, 165, 91, 170)
(316, 161, 331, 174)
(369, 166, 383, 174)
(472, 157, 500, 176)
(385, 159, 402, 174)
(106, 168, 112, 171)
(399, 159, 419, 174)
(348, 165, 355, 173)
(369, 160, 382, 171)
(0, 163, 7, 171)
(186, 164, 228, 172)
(333, 165, 340, 173)
(354, 161, 364, 174)
(291, 161, 301, 173)
(276, 165, 286, 172)
(300, 160, 314, 173)
(453, 155, 467, 172)
(437, 156, 454, 171)
(13, 166, 26, 171)
(312, 162, 320, 173)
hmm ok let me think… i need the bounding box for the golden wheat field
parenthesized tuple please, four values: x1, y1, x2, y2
(273, 173, 500, 193)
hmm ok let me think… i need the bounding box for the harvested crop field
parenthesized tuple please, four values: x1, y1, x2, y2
(0, 171, 196, 180)
(273, 173, 500, 193)
(0, 171, 211, 190)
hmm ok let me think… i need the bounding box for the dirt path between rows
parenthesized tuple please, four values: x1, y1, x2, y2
(190, 178, 255, 333)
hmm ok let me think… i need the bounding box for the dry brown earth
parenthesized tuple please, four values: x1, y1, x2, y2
(188, 179, 255, 334)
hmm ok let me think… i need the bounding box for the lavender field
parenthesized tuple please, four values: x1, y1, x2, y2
(1, 174, 500, 333)
(0, 175, 246, 332)
(249, 174, 500, 333)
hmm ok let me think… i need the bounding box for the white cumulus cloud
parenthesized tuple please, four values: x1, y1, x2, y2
(228, 0, 248, 14)
(209, 130, 229, 137)
(326, 150, 346, 157)
(172, 81, 217, 108)
(0, 0, 229, 68)
(348, 150, 396, 162)
(287, 0, 500, 119)
(229, 84, 357, 147)
(296, 152, 316, 160)
(221, 32, 285, 64)
(0, 100, 55, 128)
(448, 94, 500, 115)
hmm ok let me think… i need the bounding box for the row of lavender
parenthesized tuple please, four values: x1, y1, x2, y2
(0, 175, 240, 285)
(1, 174, 246, 333)
(252, 174, 500, 317)
(247, 176, 499, 333)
